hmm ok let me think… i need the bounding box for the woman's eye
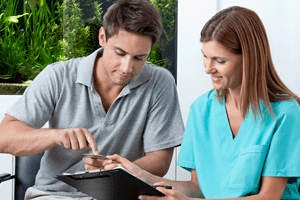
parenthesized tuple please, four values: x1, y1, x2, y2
(217, 60, 225, 64)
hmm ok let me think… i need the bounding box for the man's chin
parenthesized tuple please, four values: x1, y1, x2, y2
(111, 80, 130, 86)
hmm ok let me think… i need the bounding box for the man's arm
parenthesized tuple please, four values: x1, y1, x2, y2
(84, 147, 174, 177)
(0, 114, 98, 156)
(133, 147, 174, 177)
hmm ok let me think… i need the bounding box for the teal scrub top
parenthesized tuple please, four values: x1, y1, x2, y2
(177, 90, 300, 199)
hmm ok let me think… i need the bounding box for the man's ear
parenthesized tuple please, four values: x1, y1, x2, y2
(99, 27, 106, 47)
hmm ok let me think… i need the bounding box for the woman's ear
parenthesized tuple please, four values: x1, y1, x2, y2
(98, 27, 106, 47)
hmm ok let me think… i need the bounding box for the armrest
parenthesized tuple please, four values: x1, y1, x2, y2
(0, 173, 15, 184)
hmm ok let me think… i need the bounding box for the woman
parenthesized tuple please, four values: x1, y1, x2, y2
(103, 6, 300, 199)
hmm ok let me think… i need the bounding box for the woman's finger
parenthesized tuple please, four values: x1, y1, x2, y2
(153, 181, 169, 186)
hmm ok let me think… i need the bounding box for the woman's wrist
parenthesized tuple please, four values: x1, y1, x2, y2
(141, 169, 163, 186)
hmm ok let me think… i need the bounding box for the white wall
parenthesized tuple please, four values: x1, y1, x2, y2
(220, 0, 300, 96)
(177, 0, 300, 180)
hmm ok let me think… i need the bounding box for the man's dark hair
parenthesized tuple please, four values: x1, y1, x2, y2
(103, 0, 162, 46)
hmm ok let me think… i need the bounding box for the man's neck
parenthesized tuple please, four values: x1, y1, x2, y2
(93, 57, 124, 112)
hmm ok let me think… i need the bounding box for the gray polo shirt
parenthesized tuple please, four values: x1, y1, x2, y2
(7, 48, 184, 198)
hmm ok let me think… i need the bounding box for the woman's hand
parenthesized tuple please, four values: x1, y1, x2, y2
(102, 154, 147, 182)
(139, 181, 190, 200)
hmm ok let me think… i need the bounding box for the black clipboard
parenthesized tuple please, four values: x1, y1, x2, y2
(55, 167, 164, 200)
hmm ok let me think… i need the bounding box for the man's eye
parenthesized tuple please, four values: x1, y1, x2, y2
(135, 57, 143, 61)
(217, 60, 225, 64)
(116, 52, 125, 56)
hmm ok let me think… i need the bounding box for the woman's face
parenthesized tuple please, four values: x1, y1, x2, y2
(202, 40, 243, 94)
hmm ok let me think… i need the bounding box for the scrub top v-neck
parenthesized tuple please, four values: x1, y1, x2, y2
(218, 97, 256, 163)
(177, 89, 300, 199)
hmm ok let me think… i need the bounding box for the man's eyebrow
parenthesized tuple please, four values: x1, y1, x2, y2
(114, 46, 149, 57)
(115, 46, 127, 53)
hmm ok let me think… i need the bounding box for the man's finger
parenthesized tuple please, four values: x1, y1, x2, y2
(76, 130, 88, 150)
(83, 129, 99, 155)
(85, 163, 101, 170)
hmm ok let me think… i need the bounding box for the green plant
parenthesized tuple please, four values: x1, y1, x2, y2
(62, 0, 84, 58)
(0, 0, 28, 78)
(63, 0, 103, 57)
(0, 0, 175, 85)
(23, 0, 63, 73)
(83, 1, 103, 54)
(147, 43, 167, 67)
(149, 0, 177, 69)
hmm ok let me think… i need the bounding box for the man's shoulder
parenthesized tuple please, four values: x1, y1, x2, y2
(37, 57, 85, 84)
(46, 57, 84, 73)
(144, 61, 174, 82)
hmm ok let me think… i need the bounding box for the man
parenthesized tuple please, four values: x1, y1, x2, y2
(0, 0, 184, 199)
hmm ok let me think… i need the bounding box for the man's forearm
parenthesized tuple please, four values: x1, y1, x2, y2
(0, 115, 57, 156)
(133, 148, 174, 177)
(0, 114, 99, 156)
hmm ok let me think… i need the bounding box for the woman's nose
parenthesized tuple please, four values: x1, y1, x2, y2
(204, 59, 215, 74)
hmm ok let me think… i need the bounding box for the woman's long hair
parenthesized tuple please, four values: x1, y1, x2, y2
(201, 6, 300, 120)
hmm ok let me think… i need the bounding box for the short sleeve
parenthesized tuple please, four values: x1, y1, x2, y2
(177, 105, 196, 172)
(6, 64, 62, 128)
(143, 68, 184, 152)
(262, 101, 300, 177)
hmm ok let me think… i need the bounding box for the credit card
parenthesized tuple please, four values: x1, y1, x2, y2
(83, 154, 108, 160)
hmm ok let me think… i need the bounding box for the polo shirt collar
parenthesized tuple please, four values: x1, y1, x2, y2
(128, 62, 150, 89)
(76, 48, 102, 87)
(75, 48, 151, 89)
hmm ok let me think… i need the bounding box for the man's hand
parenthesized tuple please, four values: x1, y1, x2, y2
(83, 157, 107, 170)
(55, 128, 98, 154)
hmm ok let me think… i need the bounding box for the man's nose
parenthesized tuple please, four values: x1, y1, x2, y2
(121, 56, 133, 73)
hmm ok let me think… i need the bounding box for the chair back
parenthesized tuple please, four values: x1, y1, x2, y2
(15, 152, 44, 200)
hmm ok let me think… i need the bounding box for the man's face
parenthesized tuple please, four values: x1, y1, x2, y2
(97, 27, 152, 86)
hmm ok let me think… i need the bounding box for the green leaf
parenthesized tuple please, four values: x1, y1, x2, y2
(6, 13, 29, 23)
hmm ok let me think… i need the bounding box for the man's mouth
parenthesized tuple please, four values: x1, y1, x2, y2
(116, 71, 132, 78)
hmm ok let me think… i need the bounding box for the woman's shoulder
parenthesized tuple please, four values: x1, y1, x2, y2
(191, 89, 218, 109)
(270, 99, 300, 117)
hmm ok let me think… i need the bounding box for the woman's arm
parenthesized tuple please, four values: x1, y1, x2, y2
(141, 176, 288, 200)
(102, 154, 203, 198)
(103, 155, 288, 200)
